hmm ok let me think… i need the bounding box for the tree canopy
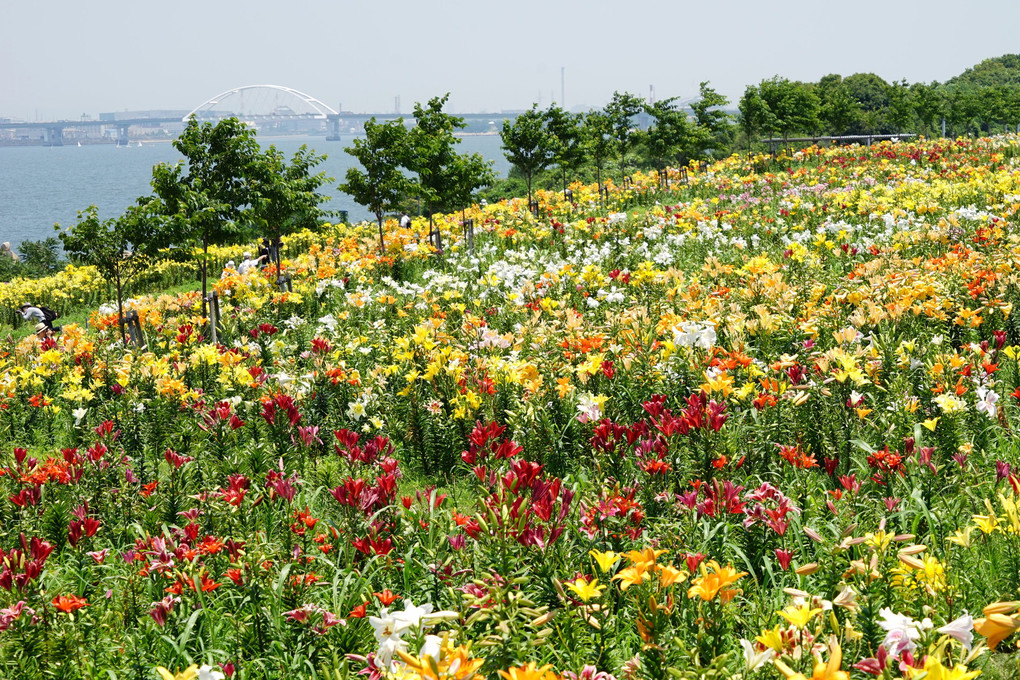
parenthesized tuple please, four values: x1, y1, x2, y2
(543, 104, 584, 193)
(500, 105, 555, 204)
(342, 95, 493, 248)
(250, 145, 332, 264)
(946, 54, 1020, 90)
(605, 91, 645, 181)
(406, 95, 494, 220)
(145, 117, 330, 316)
(339, 118, 412, 251)
(642, 97, 694, 172)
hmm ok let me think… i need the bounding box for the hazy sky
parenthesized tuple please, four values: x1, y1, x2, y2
(2, 0, 1018, 121)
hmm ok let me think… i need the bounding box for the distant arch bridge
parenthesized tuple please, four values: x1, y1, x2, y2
(0, 84, 510, 146)
(184, 84, 343, 139)
(0, 84, 343, 146)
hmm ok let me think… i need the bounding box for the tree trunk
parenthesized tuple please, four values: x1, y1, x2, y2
(377, 212, 385, 253)
(201, 236, 209, 322)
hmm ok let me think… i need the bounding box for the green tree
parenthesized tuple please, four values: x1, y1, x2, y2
(843, 73, 891, 112)
(406, 95, 494, 236)
(250, 145, 332, 267)
(544, 105, 584, 194)
(738, 84, 776, 150)
(816, 74, 862, 136)
(581, 110, 616, 192)
(16, 237, 64, 277)
(758, 77, 820, 140)
(442, 151, 494, 221)
(842, 73, 891, 133)
(976, 87, 1006, 133)
(58, 205, 162, 342)
(340, 118, 412, 252)
(500, 105, 555, 205)
(148, 117, 266, 318)
(689, 82, 732, 158)
(887, 79, 914, 133)
(910, 82, 945, 136)
(642, 97, 696, 173)
(1001, 86, 1020, 133)
(605, 91, 644, 181)
(945, 89, 981, 136)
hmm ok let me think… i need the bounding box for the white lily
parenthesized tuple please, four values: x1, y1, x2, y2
(937, 612, 974, 651)
(738, 639, 774, 671)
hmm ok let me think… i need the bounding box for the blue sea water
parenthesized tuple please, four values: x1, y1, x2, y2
(0, 134, 510, 250)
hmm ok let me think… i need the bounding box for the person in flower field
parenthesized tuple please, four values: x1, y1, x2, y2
(20, 303, 60, 334)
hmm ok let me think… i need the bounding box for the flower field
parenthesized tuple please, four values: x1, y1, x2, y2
(5, 136, 1020, 679)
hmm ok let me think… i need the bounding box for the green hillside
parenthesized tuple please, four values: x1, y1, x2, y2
(945, 53, 1020, 89)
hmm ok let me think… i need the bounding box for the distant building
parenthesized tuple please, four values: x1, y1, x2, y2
(99, 110, 190, 121)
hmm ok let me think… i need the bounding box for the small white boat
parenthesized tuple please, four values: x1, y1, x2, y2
(137, 142, 143, 147)
(77, 141, 82, 147)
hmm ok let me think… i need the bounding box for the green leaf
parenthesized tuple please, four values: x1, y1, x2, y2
(178, 607, 204, 652)
(273, 562, 293, 597)
(850, 438, 876, 455)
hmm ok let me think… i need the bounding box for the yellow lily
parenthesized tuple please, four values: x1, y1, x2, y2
(779, 603, 823, 629)
(564, 576, 606, 603)
(156, 667, 199, 680)
(774, 638, 849, 680)
(589, 550, 619, 573)
(657, 564, 688, 588)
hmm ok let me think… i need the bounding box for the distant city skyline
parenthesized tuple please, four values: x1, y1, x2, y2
(1, 0, 1018, 122)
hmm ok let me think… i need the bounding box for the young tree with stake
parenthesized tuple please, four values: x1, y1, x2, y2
(59, 204, 164, 343)
(340, 118, 413, 253)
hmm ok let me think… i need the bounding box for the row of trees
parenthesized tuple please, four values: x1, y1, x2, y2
(493, 60, 1020, 196)
(498, 85, 732, 203)
(60, 118, 332, 339)
(339, 95, 492, 251)
(59, 96, 494, 340)
(739, 68, 1020, 144)
(337, 86, 734, 233)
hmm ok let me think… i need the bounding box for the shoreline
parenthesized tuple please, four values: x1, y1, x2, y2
(0, 131, 500, 149)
